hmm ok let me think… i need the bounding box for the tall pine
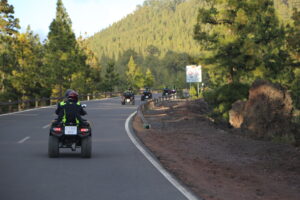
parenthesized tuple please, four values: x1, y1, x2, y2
(194, 0, 287, 86)
(44, 0, 87, 97)
(0, 0, 19, 100)
(103, 61, 119, 92)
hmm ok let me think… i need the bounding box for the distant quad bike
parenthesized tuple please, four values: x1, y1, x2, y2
(162, 88, 171, 97)
(48, 121, 92, 158)
(121, 92, 135, 105)
(170, 89, 177, 99)
(141, 90, 152, 101)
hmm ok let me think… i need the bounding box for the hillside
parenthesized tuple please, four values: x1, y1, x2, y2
(86, 0, 300, 60)
(86, 0, 204, 59)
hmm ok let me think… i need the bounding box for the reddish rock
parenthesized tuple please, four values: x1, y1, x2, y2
(229, 80, 293, 139)
(229, 100, 246, 128)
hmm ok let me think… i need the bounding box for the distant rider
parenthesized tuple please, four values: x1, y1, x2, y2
(128, 88, 134, 97)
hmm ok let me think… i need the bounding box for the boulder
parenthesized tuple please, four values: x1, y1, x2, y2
(229, 80, 293, 139)
(229, 100, 246, 128)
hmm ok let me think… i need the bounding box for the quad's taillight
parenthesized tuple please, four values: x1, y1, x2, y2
(53, 127, 62, 132)
(80, 128, 89, 132)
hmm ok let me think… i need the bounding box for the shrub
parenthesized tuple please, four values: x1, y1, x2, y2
(203, 82, 249, 121)
(189, 85, 198, 99)
(291, 79, 300, 109)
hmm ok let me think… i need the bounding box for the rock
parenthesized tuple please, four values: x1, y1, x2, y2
(229, 80, 293, 139)
(229, 100, 246, 128)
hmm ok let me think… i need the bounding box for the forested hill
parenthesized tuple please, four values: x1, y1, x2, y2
(86, 0, 300, 60)
(86, 0, 204, 59)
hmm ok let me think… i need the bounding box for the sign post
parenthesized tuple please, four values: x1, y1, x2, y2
(186, 65, 202, 97)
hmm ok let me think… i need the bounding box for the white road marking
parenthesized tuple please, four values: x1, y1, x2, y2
(43, 124, 50, 129)
(125, 112, 201, 200)
(12, 113, 39, 116)
(17, 136, 30, 144)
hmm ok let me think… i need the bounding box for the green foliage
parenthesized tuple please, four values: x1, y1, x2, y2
(194, 0, 288, 85)
(103, 61, 119, 92)
(44, 0, 88, 97)
(10, 26, 47, 98)
(86, 0, 204, 59)
(203, 83, 249, 120)
(1, 0, 300, 108)
(286, 9, 300, 109)
(126, 56, 144, 89)
(274, 0, 300, 21)
(77, 36, 102, 94)
(189, 85, 197, 99)
(0, 0, 19, 98)
(0, 0, 20, 36)
(286, 8, 300, 67)
(291, 68, 300, 109)
(144, 68, 155, 88)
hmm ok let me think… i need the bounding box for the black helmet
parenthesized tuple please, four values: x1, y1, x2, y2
(65, 89, 74, 98)
(68, 91, 78, 101)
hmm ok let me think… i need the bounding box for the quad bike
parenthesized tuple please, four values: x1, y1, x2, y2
(48, 121, 92, 158)
(170, 89, 177, 99)
(121, 92, 135, 105)
(141, 90, 152, 101)
(162, 88, 171, 97)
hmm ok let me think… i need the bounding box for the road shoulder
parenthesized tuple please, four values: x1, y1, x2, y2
(132, 100, 300, 200)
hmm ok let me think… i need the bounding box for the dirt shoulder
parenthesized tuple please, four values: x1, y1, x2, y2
(132, 99, 300, 200)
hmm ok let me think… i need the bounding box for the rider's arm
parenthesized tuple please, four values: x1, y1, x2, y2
(55, 103, 61, 115)
(79, 106, 87, 116)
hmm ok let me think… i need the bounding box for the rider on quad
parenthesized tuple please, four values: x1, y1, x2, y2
(141, 87, 152, 101)
(121, 88, 135, 105)
(162, 87, 171, 97)
(49, 91, 91, 158)
(55, 91, 87, 125)
(55, 89, 86, 117)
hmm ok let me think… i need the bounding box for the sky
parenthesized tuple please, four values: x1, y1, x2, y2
(9, 0, 145, 40)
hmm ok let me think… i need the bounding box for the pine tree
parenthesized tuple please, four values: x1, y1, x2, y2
(287, 8, 300, 67)
(287, 8, 300, 108)
(104, 61, 119, 92)
(0, 0, 19, 36)
(10, 26, 46, 100)
(194, 0, 287, 85)
(44, 0, 87, 97)
(144, 68, 155, 88)
(126, 56, 137, 88)
(126, 56, 144, 89)
(0, 0, 19, 100)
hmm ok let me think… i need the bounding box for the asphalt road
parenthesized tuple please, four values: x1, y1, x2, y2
(0, 96, 187, 200)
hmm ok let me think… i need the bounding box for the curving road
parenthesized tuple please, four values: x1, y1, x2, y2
(0, 97, 187, 200)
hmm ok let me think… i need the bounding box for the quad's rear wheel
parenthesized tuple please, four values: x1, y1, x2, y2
(81, 136, 92, 158)
(48, 135, 59, 158)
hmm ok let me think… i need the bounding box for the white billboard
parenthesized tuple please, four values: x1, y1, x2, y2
(186, 65, 202, 83)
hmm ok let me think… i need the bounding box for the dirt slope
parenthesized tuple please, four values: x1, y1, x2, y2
(133, 99, 300, 200)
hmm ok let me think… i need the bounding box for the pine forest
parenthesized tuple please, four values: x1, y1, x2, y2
(1, 0, 300, 119)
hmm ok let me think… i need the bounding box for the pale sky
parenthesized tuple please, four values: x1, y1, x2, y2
(9, 0, 145, 40)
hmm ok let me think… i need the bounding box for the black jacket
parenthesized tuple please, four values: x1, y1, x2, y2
(56, 100, 86, 124)
(55, 100, 86, 116)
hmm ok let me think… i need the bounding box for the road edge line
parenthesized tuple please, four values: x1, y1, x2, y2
(125, 111, 202, 200)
